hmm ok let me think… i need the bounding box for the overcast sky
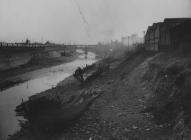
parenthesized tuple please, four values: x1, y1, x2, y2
(0, 0, 190, 44)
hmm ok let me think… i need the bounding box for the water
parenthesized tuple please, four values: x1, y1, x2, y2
(0, 50, 97, 140)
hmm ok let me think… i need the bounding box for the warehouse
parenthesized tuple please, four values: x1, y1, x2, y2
(145, 18, 191, 51)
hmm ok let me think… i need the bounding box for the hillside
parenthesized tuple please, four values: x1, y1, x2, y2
(9, 47, 191, 140)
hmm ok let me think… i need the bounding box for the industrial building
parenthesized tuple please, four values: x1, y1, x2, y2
(145, 18, 191, 51)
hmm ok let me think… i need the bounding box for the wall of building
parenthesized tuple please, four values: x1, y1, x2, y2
(145, 18, 191, 51)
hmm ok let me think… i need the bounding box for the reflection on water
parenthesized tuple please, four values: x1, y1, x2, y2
(0, 50, 97, 140)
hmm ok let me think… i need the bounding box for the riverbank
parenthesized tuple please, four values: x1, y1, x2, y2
(0, 49, 98, 140)
(0, 51, 79, 91)
(9, 47, 191, 140)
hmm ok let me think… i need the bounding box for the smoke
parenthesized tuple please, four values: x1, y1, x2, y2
(72, 0, 90, 38)
(188, 0, 191, 16)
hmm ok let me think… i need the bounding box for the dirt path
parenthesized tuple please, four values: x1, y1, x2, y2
(50, 52, 172, 140)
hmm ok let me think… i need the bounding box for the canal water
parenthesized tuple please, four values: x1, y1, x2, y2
(0, 50, 97, 140)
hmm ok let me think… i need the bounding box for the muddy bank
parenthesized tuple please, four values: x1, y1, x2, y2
(0, 51, 78, 91)
(0, 52, 33, 71)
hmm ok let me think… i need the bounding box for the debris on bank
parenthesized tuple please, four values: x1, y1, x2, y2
(73, 63, 110, 85)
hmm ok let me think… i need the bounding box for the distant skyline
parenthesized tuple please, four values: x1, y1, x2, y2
(0, 0, 190, 44)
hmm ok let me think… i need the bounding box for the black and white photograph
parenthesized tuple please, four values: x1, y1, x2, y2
(0, 0, 191, 139)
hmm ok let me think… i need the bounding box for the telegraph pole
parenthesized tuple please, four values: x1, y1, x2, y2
(128, 36, 130, 50)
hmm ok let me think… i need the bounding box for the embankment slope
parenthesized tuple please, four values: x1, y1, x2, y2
(9, 49, 191, 140)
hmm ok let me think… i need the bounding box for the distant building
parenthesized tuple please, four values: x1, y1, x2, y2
(121, 37, 129, 46)
(145, 18, 191, 51)
(122, 34, 143, 47)
(25, 39, 30, 45)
